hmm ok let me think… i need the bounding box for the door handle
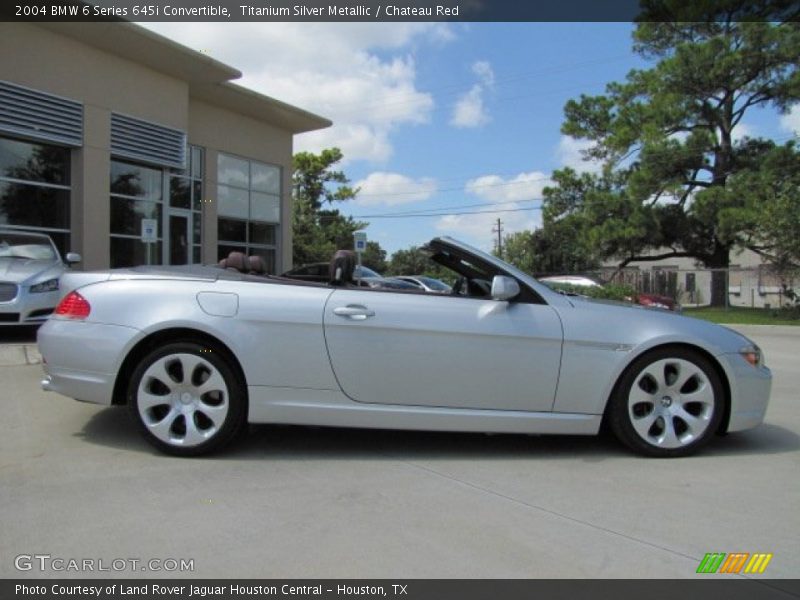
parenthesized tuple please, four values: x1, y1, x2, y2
(333, 305, 375, 319)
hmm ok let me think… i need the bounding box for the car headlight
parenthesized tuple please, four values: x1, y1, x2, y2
(739, 344, 763, 368)
(30, 278, 59, 293)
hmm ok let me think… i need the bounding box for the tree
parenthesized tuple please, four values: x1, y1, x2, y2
(503, 220, 599, 276)
(292, 148, 386, 267)
(387, 245, 453, 283)
(545, 5, 800, 305)
(361, 241, 387, 273)
(722, 141, 800, 290)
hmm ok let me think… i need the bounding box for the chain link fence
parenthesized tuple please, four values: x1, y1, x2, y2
(583, 264, 798, 309)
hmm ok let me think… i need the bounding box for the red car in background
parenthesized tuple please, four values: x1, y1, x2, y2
(537, 275, 681, 312)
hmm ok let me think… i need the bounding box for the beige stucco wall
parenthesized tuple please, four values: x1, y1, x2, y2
(0, 23, 187, 130)
(1, 23, 301, 272)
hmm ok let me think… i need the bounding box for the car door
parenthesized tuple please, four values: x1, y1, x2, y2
(323, 288, 563, 412)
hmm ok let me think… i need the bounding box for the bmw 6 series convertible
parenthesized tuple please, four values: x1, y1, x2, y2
(38, 237, 772, 457)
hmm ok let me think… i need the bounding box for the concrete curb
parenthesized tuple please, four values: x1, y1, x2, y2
(0, 344, 42, 367)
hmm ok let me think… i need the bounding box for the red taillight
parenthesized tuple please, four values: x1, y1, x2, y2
(54, 291, 91, 319)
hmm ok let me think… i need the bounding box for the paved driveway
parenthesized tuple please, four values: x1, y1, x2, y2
(1, 325, 797, 579)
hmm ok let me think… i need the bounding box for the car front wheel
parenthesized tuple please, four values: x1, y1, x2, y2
(127, 341, 246, 456)
(609, 347, 724, 458)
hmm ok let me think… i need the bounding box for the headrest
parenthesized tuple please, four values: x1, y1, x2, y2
(219, 251, 248, 273)
(248, 255, 267, 275)
(330, 250, 356, 285)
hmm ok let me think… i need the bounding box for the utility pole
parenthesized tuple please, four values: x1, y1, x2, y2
(492, 218, 504, 258)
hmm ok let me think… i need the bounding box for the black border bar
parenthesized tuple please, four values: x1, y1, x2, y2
(3, 0, 800, 22)
(4, 579, 800, 600)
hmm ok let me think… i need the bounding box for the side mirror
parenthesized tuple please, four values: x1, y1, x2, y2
(65, 252, 82, 266)
(491, 275, 520, 301)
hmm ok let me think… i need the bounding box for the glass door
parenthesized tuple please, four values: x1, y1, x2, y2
(165, 210, 192, 265)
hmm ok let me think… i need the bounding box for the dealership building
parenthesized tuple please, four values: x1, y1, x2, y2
(0, 22, 330, 272)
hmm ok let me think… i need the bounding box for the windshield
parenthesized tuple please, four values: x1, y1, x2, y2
(418, 277, 451, 291)
(0, 232, 57, 260)
(355, 265, 381, 278)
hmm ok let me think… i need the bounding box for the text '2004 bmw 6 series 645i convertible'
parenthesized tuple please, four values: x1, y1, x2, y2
(38, 237, 771, 457)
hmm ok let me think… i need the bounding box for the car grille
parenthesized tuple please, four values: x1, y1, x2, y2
(0, 282, 19, 303)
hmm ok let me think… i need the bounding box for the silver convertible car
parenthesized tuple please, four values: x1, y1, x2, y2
(38, 237, 771, 458)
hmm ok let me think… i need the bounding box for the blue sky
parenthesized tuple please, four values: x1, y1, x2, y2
(144, 22, 799, 257)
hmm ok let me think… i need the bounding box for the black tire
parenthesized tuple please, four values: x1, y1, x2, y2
(608, 347, 724, 458)
(127, 341, 247, 456)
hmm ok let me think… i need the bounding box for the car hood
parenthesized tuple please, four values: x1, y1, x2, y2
(0, 257, 62, 284)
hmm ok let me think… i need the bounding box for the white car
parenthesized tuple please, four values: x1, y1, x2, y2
(390, 275, 452, 294)
(0, 229, 80, 326)
(38, 237, 771, 458)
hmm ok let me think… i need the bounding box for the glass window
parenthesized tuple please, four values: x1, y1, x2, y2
(217, 153, 281, 273)
(250, 191, 280, 223)
(251, 163, 280, 194)
(249, 222, 276, 246)
(192, 180, 203, 211)
(0, 181, 70, 229)
(110, 161, 162, 200)
(0, 137, 69, 185)
(0, 136, 71, 257)
(191, 146, 203, 179)
(218, 218, 247, 242)
(217, 154, 249, 188)
(169, 176, 191, 209)
(110, 237, 162, 268)
(217, 243, 246, 261)
(110, 159, 164, 267)
(110, 198, 162, 236)
(218, 185, 249, 219)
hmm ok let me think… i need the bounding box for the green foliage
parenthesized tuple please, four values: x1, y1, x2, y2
(502, 219, 599, 276)
(291, 148, 387, 268)
(387, 246, 454, 283)
(361, 241, 387, 273)
(542, 282, 637, 302)
(721, 142, 800, 272)
(685, 305, 800, 325)
(546, 7, 800, 306)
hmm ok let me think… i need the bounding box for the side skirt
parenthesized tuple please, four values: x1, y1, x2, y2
(248, 386, 601, 435)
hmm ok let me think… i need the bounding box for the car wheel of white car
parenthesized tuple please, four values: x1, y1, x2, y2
(609, 347, 724, 458)
(128, 341, 246, 456)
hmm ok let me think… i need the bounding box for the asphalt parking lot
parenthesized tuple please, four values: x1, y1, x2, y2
(0, 325, 798, 579)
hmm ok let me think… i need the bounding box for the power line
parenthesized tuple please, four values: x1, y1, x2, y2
(353, 198, 541, 217)
(350, 206, 542, 219)
(352, 133, 799, 198)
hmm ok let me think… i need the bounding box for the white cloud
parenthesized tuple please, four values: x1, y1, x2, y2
(433, 170, 549, 249)
(465, 171, 551, 203)
(354, 172, 437, 206)
(451, 86, 489, 128)
(472, 60, 495, 86)
(450, 60, 494, 128)
(556, 136, 603, 174)
(780, 104, 800, 136)
(435, 210, 542, 252)
(731, 122, 756, 143)
(142, 23, 453, 163)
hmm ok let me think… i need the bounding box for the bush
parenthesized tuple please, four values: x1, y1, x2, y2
(543, 282, 637, 302)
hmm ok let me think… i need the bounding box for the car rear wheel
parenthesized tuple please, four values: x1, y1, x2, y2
(608, 347, 724, 457)
(127, 341, 246, 456)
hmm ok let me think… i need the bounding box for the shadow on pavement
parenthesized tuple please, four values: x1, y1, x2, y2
(0, 325, 39, 344)
(75, 405, 799, 461)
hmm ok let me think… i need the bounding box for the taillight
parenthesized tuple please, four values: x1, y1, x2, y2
(54, 291, 91, 319)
